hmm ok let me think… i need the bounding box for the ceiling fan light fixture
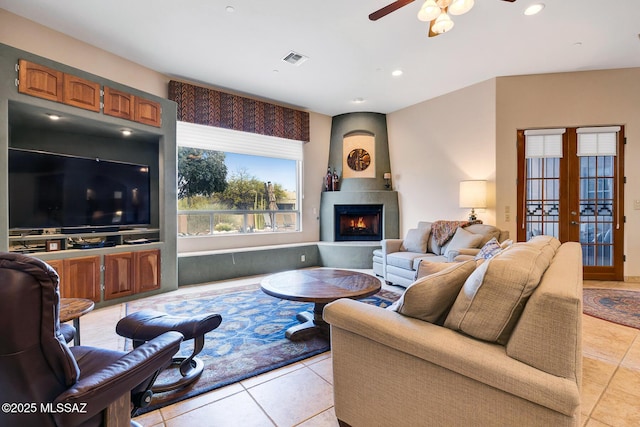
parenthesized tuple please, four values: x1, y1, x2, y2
(417, 0, 441, 22)
(432, 11, 454, 34)
(448, 0, 474, 16)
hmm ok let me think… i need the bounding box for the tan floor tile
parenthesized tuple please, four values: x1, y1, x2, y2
(165, 391, 274, 427)
(240, 361, 305, 389)
(584, 418, 615, 427)
(248, 367, 334, 427)
(306, 357, 333, 385)
(581, 356, 618, 415)
(621, 336, 640, 370)
(133, 409, 164, 426)
(160, 383, 244, 420)
(297, 407, 340, 427)
(302, 352, 331, 365)
(582, 314, 637, 363)
(591, 366, 640, 427)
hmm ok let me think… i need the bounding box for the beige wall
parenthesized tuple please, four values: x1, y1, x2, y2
(496, 68, 640, 278)
(387, 78, 497, 232)
(0, 9, 332, 252)
(0, 9, 168, 97)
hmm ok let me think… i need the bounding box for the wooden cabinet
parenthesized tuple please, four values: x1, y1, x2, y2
(48, 256, 101, 302)
(103, 249, 161, 300)
(18, 59, 100, 112)
(135, 249, 161, 293)
(104, 86, 161, 127)
(17, 60, 162, 126)
(104, 252, 135, 300)
(17, 59, 63, 102)
(63, 74, 101, 112)
(103, 86, 134, 120)
(134, 97, 161, 127)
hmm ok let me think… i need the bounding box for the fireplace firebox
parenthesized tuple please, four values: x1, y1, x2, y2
(334, 204, 383, 241)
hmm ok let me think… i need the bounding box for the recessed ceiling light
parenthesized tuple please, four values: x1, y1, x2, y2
(121, 130, 132, 136)
(352, 97, 366, 104)
(47, 114, 60, 121)
(225, 6, 235, 13)
(391, 69, 403, 77)
(524, 3, 545, 16)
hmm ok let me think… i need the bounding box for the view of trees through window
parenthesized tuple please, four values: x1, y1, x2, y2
(177, 146, 299, 236)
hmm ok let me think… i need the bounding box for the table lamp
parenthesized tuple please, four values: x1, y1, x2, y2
(459, 180, 487, 221)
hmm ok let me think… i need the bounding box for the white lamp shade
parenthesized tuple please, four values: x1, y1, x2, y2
(449, 0, 474, 16)
(417, 0, 441, 22)
(459, 180, 487, 208)
(431, 11, 454, 34)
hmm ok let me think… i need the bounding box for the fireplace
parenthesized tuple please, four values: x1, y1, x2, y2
(334, 204, 383, 241)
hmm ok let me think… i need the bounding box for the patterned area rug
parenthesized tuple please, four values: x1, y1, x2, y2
(125, 283, 400, 413)
(583, 288, 640, 330)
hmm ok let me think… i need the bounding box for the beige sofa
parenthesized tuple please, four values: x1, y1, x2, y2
(373, 221, 509, 286)
(326, 236, 582, 427)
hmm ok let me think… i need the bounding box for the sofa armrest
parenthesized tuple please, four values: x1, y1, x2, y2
(53, 331, 183, 426)
(381, 239, 403, 255)
(324, 299, 579, 416)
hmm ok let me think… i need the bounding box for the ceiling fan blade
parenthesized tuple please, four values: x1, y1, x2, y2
(369, 0, 417, 21)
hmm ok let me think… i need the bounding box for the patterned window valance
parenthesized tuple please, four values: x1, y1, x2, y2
(168, 80, 310, 142)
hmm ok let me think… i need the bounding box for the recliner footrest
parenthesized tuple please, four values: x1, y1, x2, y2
(116, 310, 222, 392)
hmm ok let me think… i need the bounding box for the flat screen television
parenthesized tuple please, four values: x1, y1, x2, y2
(9, 148, 151, 232)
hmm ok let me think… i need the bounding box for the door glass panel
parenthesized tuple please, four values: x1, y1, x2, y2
(525, 157, 560, 240)
(580, 156, 614, 266)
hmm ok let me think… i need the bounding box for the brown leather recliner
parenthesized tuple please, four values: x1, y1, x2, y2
(0, 252, 183, 427)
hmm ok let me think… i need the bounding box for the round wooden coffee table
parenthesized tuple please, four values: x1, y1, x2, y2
(260, 268, 381, 341)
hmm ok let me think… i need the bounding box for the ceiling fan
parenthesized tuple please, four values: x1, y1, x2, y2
(369, 0, 516, 37)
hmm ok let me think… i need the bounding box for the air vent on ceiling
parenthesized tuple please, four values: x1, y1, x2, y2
(282, 51, 309, 66)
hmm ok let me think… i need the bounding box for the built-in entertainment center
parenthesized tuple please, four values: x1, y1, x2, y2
(0, 43, 178, 307)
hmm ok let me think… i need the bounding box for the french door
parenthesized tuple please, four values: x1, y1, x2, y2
(517, 126, 625, 281)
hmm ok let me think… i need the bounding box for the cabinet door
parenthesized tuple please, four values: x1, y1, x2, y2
(135, 249, 161, 293)
(63, 74, 101, 112)
(62, 256, 101, 302)
(46, 259, 65, 295)
(18, 59, 63, 102)
(134, 97, 162, 127)
(104, 86, 134, 120)
(104, 252, 135, 300)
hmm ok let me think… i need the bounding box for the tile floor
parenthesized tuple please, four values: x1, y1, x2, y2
(72, 273, 640, 427)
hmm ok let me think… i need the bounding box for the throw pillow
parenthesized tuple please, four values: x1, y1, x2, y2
(390, 260, 477, 324)
(401, 228, 431, 253)
(474, 237, 502, 260)
(444, 236, 560, 344)
(416, 260, 458, 279)
(443, 227, 483, 258)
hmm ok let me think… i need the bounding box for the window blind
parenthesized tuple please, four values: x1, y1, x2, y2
(524, 128, 566, 158)
(576, 126, 620, 157)
(177, 121, 303, 161)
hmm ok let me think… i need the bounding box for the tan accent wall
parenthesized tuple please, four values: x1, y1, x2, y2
(387, 79, 497, 231)
(496, 68, 640, 277)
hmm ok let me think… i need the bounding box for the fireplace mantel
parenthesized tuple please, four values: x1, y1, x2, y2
(320, 191, 399, 242)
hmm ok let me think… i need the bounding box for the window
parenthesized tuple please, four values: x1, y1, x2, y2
(176, 122, 302, 236)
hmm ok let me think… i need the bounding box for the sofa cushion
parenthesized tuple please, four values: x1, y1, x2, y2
(444, 235, 560, 344)
(389, 260, 477, 324)
(401, 228, 431, 253)
(387, 251, 425, 270)
(463, 224, 502, 246)
(474, 237, 502, 260)
(443, 227, 483, 259)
